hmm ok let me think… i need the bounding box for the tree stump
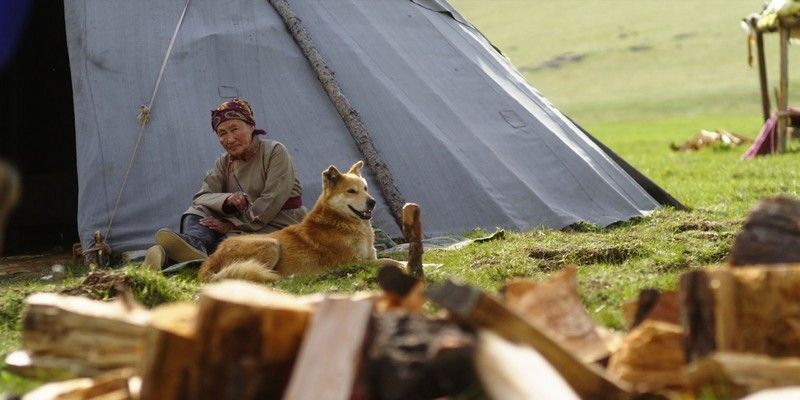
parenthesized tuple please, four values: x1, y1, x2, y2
(193, 281, 312, 400)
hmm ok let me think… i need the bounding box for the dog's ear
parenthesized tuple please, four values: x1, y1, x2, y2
(347, 160, 364, 175)
(322, 165, 341, 188)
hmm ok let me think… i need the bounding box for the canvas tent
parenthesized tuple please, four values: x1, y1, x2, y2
(65, 0, 680, 253)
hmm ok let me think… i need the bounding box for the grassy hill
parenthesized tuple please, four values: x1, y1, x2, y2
(452, 0, 800, 125)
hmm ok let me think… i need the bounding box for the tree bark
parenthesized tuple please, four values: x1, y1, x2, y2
(729, 196, 800, 266)
(267, 0, 405, 227)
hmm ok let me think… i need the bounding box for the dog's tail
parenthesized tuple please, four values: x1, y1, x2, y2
(208, 259, 281, 283)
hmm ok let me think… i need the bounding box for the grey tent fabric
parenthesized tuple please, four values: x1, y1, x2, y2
(65, 0, 661, 253)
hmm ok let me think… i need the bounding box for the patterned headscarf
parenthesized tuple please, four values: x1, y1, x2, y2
(210, 98, 266, 135)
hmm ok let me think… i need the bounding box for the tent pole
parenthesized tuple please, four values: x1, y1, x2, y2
(778, 27, 789, 153)
(267, 0, 405, 228)
(755, 30, 770, 122)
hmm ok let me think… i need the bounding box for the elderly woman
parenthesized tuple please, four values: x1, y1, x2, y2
(144, 98, 306, 269)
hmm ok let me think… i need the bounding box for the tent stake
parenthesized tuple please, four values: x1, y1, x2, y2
(267, 0, 406, 228)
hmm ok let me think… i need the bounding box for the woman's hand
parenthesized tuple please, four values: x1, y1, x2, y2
(224, 191, 251, 212)
(200, 216, 235, 234)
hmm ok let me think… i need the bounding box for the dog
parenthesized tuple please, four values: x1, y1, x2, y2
(199, 161, 401, 282)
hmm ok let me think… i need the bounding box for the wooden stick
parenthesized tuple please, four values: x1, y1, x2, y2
(267, 0, 405, 227)
(755, 30, 771, 122)
(402, 203, 424, 279)
(777, 27, 789, 153)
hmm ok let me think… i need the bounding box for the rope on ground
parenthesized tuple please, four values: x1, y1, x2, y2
(104, 0, 192, 242)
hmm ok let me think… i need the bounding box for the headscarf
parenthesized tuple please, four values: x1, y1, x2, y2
(210, 98, 266, 136)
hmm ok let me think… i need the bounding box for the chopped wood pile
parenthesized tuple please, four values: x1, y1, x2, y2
(7, 196, 800, 399)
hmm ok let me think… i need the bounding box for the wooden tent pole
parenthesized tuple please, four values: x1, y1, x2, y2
(266, 0, 405, 227)
(778, 27, 789, 153)
(755, 30, 771, 122)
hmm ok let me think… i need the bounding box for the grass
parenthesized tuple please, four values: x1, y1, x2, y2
(4, 0, 800, 396)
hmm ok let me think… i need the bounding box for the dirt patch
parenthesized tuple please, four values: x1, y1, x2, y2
(674, 221, 728, 233)
(529, 243, 642, 269)
(628, 45, 652, 52)
(520, 52, 587, 73)
(0, 251, 73, 277)
(60, 270, 133, 300)
(673, 32, 696, 41)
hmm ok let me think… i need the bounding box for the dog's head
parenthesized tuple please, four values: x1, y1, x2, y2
(321, 161, 376, 221)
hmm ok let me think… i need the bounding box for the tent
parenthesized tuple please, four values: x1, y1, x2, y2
(65, 0, 681, 252)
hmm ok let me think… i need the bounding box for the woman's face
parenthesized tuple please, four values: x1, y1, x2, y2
(216, 119, 254, 158)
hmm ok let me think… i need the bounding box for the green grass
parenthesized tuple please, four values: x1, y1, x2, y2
(4, 0, 800, 396)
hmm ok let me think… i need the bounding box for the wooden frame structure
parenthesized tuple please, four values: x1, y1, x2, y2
(747, 15, 800, 153)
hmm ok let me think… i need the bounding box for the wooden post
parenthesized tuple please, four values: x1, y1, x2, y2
(402, 203, 424, 279)
(267, 0, 406, 227)
(778, 27, 789, 153)
(755, 30, 771, 122)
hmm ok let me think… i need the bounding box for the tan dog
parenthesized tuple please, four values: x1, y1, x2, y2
(199, 161, 399, 282)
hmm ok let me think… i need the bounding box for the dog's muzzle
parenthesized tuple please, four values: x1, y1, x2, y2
(348, 205, 373, 220)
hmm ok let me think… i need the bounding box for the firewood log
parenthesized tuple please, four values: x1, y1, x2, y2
(681, 265, 800, 361)
(20, 293, 150, 377)
(608, 320, 686, 391)
(193, 281, 312, 400)
(502, 266, 610, 363)
(283, 295, 375, 400)
(139, 302, 199, 400)
(729, 196, 800, 266)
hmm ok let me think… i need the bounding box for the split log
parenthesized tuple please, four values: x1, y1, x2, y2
(729, 196, 800, 266)
(428, 280, 630, 399)
(501, 266, 610, 363)
(284, 295, 374, 400)
(20, 293, 150, 376)
(194, 281, 312, 400)
(686, 352, 800, 398)
(139, 302, 199, 400)
(365, 311, 477, 400)
(22, 368, 137, 400)
(402, 203, 424, 279)
(607, 320, 686, 391)
(475, 330, 580, 400)
(267, 0, 406, 227)
(681, 265, 800, 362)
(622, 289, 680, 329)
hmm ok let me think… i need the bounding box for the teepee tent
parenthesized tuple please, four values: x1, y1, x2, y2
(65, 0, 680, 252)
